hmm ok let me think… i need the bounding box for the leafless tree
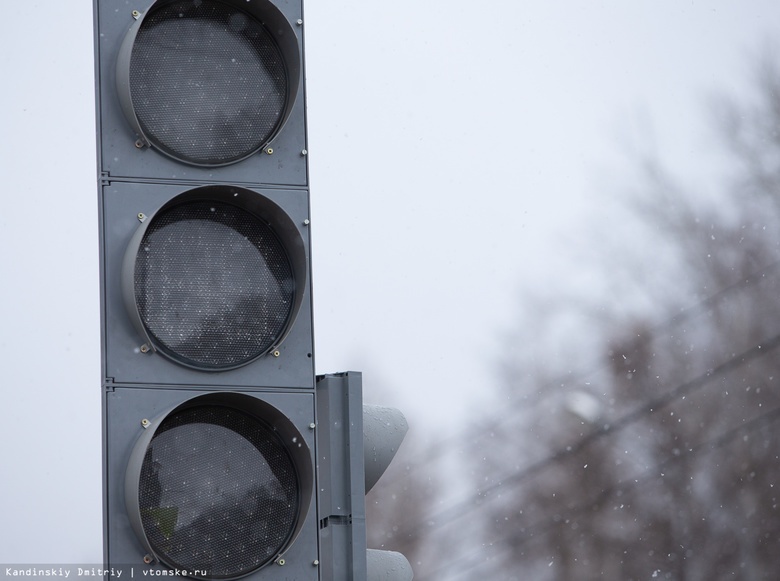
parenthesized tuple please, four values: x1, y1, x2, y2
(466, 51, 780, 580)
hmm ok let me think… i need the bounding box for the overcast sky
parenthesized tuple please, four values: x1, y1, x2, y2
(1, 0, 778, 565)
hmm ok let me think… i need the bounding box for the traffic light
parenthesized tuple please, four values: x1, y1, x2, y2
(95, 0, 316, 578)
(363, 405, 414, 581)
(316, 373, 413, 581)
(95, 1, 413, 579)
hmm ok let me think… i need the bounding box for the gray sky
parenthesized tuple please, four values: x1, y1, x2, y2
(1, 0, 778, 564)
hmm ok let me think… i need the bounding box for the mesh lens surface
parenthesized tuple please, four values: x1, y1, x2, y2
(139, 406, 300, 578)
(135, 200, 294, 369)
(130, 0, 288, 165)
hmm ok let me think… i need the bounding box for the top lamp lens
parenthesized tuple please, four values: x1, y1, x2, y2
(128, 0, 289, 165)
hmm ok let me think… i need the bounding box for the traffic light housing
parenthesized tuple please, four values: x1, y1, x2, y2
(99, 0, 307, 183)
(364, 405, 414, 581)
(96, 0, 316, 578)
(95, 1, 413, 578)
(316, 373, 413, 581)
(105, 389, 317, 577)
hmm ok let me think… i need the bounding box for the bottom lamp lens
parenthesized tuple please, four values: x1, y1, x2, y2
(138, 405, 300, 579)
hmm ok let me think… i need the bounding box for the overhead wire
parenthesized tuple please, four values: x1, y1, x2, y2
(396, 330, 780, 542)
(379, 260, 780, 485)
(421, 402, 780, 580)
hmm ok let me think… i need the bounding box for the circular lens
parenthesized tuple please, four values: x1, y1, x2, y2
(138, 405, 300, 578)
(129, 0, 288, 165)
(134, 199, 295, 369)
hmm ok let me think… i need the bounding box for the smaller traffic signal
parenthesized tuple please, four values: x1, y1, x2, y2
(364, 405, 413, 581)
(316, 372, 413, 580)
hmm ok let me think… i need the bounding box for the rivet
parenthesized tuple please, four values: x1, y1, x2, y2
(143, 555, 153, 564)
(132, 10, 141, 20)
(296, 19, 303, 25)
(303, 219, 310, 226)
(140, 344, 150, 353)
(141, 419, 150, 429)
(137, 212, 146, 222)
(277, 559, 286, 566)
(313, 560, 319, 567)
(273, 350, 281, 357)
(265, 147, 274, 155)
(301, 149, 308, 156)
(309, 423, 316, 430)
(134, 139, 144, 149)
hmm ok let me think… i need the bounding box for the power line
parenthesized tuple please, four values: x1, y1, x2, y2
(422, 403, 780, 580)
(382, 260, 780, 483)
(399, 331, 780, 542)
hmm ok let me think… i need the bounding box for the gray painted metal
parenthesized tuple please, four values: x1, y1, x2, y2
(95, 0, 314, 389)
(114, 0, 301, 167)
(104, 387, 320, 579)
(117, 184, 310, 373)
(97, 0, 414, 577)
(316, 372, 368, 580)
(95, 0, 308, 186)
(367, 550, 414, 581)
(316, 373, 414, 580)
(96, 0, 317, 576)
(363, 404, 409, 493)
(100, 180, 314, 388)
(123, 392, 314, 565)
(363, 406, 413, 580)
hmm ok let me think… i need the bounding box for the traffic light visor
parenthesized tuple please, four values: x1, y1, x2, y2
(125, 393, 314, 579)
(121, 186, 307, 370)
(116, 0, 301, 166)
